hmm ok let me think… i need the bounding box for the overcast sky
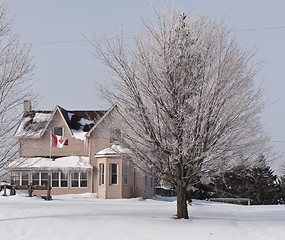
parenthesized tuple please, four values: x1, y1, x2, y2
(7, 0, 285, 173)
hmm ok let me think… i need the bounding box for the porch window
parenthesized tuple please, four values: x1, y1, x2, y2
(41, 172, 48, 186)
(32, 172, 39, 185)
(52, 172, 59, 187)
(99, 163, 104, 185)
(21, 172, 29, 185)
(53, 127, 63, 136)
(60, 172, 68, 187)
(32, 172, 48, 186)
(11, 172, 21, 185)
(11, 172, 29, 185)
(123, 164, 129, 185)
(71, 172, 88, 188)
(110, 164, 118, 185)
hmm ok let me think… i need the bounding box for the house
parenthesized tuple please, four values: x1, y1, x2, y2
(9, 101, 155, 199)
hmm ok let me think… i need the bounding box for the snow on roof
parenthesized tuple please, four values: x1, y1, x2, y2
(15, 112, 52, 138)
(33, 113, 52, 123)
(9, 156, 92, 171)
(95, 145, 132, 157)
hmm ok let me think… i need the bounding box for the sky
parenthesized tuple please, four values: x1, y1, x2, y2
(7, 0, 285, 173)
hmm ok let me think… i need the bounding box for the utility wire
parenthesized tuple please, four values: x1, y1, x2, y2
(18, 25, 285, 46)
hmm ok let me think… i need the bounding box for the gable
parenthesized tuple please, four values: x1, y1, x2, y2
(14, 105, 107, 140)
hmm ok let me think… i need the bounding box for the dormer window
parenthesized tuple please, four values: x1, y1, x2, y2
(53, 127, 63, 136)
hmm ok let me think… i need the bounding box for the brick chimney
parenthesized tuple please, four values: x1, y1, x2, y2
(24, 100, 31, 113)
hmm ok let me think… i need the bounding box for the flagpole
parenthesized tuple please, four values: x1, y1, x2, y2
(47, 130, 52, 201)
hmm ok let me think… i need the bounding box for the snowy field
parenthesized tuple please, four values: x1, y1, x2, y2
(1, 192, 285, 240)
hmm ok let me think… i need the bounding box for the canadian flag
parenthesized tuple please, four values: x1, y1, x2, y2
(52, 134, 68, 148)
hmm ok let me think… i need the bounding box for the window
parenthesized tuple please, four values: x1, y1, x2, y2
(110, 164, 118, 185)
(41, 172, 48, 186)
(32, 173, 39, 185)
(110, 128, 121, 143)
(145, 175, 147, 187)
(32, 172, 48, 186)
(53, 127, 63, 136)
(21, 172, 29, 185)
(150, 177, 153, 188)
(71, 172, 79, 187)
(71, 172, 88, 188)
(11, 172, 29, 185)
(123, 164, 129, 185)
(51, 172, 68, 188)
(52, 172, 59, 187)
(99, 163, 105, 185)
(80, 172, 88, 187)
(60, 172, 68, 187)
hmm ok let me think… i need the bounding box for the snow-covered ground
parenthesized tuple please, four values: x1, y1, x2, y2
(1, 192, 285, 240)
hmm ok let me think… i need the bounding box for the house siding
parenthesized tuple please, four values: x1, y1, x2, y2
(20, 111, 88, 157)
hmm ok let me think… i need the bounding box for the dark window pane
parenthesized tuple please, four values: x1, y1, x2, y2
(61, 180, 68, 188)
(53, 127, 63, 136)
(72, 180, 79, 187)
(32, 173, 39, 185)
(110, 164, 118, 184)
(41, 172, 48, 186)
(60, 172, 68, 188)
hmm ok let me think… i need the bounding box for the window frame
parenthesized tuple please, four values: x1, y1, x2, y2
(51, 172, 69, 188)
(70, 172, 88, 188)
(53, 126, 63, 136)
(110, 163, 118, 185)
(99, 163, 105, 185)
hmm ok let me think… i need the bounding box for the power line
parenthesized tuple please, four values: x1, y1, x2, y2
(18, 25, 285, 46)
(238, 26, 285, 32)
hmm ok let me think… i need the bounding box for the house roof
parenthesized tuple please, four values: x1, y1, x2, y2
(14, 105, 107, 140)
(8, 156, 92, 171)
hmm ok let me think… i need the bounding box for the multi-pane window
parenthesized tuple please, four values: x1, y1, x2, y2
(32, 173, 40, 185)
(21, 172, 29, 185)
(80, 172, 88, 187)
(53, 127, 63, 136)
(51, 172, 68, 188)
(110, 128, 121, 143)
(60, 172, 68, 187)
(11, 172, 29, 185)
(123, 164, 129, 185)
(41, 172, 48, 186)
(71, 172, 79, 187)
(52, 172, 59, 187)
(71, 172, 88, 188)
(32, 172, 48, 186)
(110, 164, 118, 185)
(11, 172, 21, 185)
(99, 163, 105, 185)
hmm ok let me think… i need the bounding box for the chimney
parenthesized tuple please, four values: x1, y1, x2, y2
(24, 100, 31, 113)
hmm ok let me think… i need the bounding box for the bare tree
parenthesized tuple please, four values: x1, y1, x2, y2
(0, 2, 35, 177)
(91, 9, 271, 219)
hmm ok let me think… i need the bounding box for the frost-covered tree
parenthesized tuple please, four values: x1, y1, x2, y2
(0, 3, 35, 177)
(91, 9, 271, 219)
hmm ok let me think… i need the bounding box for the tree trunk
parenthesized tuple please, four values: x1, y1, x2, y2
(176, 181, 189, 219)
